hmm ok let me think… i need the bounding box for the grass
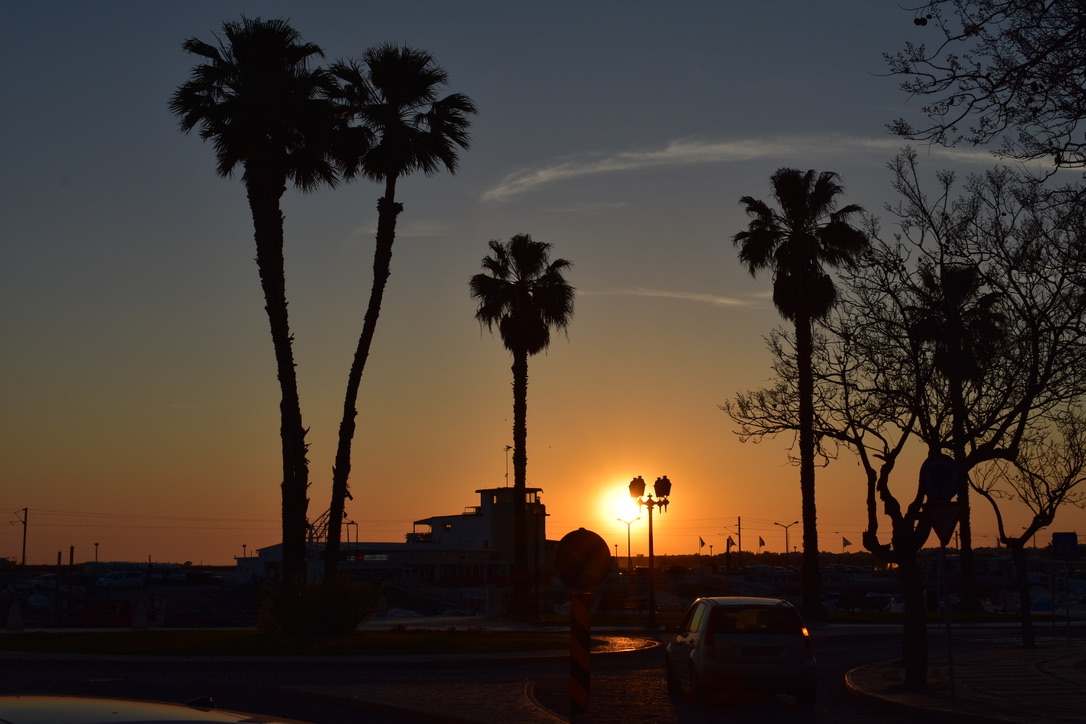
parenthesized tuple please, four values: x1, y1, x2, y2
(0, 628, 588, 657)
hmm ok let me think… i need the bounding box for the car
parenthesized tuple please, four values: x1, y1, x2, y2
(664, 596, 817, 706)
(28, 574, 58, 591)
(149, 564, 186, 584)
(95, 571, 144, 589)
(0, 695, 314, 722)
(6, 574, 58, 595)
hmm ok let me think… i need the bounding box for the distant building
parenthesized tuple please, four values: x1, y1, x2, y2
(246, 487, 549, 613)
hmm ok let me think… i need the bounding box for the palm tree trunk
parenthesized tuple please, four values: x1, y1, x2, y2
(325, 182, 403, 581)
(511, 346, 531, 616)
(949, 374, 981, 611)
(247, 174, 310, 587)
(795, 313, 824, 619)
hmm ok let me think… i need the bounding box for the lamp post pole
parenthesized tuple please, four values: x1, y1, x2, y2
(775, 520, 798, 574)
(629, 476, 672, 628)
(617, 517, 640, 572)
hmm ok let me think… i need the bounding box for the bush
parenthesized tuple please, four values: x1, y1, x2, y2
(258, 578, 381, 637)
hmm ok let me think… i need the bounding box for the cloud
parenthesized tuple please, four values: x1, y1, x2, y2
(581, 287, 755, 307)
(481, 135, 996, 201)
(348, 218, 449, 241)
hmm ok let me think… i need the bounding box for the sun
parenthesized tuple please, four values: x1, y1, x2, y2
(601, 486, 642, 528)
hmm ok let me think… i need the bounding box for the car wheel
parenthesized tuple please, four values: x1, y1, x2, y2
(794, 683, 817, 709)
(689, 666, 709, 704)
(664, 658, 680, 696)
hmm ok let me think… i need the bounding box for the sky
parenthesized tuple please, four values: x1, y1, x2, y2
(3, 1, 1079, 567)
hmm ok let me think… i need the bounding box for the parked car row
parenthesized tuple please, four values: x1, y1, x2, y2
(4, 565, 206, 595)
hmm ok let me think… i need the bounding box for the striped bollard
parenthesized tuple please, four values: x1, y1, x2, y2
(554, 528, 611, 723)
(569, 591, 592, 720)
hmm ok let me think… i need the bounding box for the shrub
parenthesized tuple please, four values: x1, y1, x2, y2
(258, 578, 381, 637)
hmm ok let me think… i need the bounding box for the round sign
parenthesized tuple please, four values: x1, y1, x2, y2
(920, 453, 963, 502)
(554, 528, 611, 591)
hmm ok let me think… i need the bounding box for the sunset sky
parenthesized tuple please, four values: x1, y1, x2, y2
(4, 1, 1078, 567)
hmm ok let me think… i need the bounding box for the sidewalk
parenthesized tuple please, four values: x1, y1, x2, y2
(846, 638, 1086, 724)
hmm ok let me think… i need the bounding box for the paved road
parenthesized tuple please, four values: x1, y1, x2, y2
(0, 625, 1064, 722)
(535, 626, 928, 723)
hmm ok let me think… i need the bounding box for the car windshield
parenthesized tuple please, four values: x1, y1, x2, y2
(709, 605, 802, 635)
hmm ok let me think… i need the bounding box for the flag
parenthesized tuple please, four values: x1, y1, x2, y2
(758, 536, 766, 548)
(699, 536, 706, 549)
(726, 536, 735, 551)
(842, 536, 853, 548)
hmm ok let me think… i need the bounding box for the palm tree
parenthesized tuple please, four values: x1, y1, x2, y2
(469, 234, 575, 616)
(908, 262, 1004, 610)
(733, 168, 868, 619)
(169, 17, 339, 587)
(322, 45, 476, 580)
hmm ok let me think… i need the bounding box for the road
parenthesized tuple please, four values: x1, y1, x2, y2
(0, 625, 1051, 723)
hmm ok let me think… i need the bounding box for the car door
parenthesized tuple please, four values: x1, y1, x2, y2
(667, 600, 708, 681)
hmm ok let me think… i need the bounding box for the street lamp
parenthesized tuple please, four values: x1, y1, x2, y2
(629, 475, 672, 628)
(775, 520, 798, 573)
(617, 517, 640, 572)
(94, 542, 99, 562)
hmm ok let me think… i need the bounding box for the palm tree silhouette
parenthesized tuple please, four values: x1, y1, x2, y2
(470, 234, 575, 615)
(733, 168, 868, 618)
(323, 45, 476, 579)
(169, 17, 339, 587)
(908, 261, 1003, 609)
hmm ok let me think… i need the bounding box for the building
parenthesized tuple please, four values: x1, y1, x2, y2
(244, 486, 549, 614)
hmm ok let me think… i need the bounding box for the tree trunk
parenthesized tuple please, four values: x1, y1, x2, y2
(510, 346, 532, 616)
(246, 172, 310, 588)
(898, 553, 929, 690)
(1010, 542, 1036, 648)
(794, 313, 824, 620)
(324, 187, 402, 581)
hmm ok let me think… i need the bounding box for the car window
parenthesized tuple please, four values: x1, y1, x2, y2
(688, 602, 709, 633)
(711, 605, 803, 635)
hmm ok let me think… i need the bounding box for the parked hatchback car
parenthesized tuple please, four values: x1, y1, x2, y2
(95, 571, 144, 589)
(664, 596, 816, 706)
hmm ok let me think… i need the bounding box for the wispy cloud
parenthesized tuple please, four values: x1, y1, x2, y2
(481, 135, 995, 201)
(348, 218, 449, 241)
(581, 287, 756, 307)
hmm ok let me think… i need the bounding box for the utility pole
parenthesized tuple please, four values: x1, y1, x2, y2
(14, 509, 27, 567)
(737, 516, 742, 569)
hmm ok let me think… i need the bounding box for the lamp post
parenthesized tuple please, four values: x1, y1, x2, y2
(629, 475, 672, 628)
(94, 542, 99, 563)
(775, 520, 798, 574)
(616, 517, 640, 572)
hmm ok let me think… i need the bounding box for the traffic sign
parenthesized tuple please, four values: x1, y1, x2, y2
(926, 501, 961, 547)
(554, 528, 611, 592)
(920, 453, 964, 502)
(1052, 532, 1079, 560)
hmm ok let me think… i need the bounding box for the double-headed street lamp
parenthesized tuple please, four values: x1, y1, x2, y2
(629, 475, 672, 628)
(616, 517, 640, 572)
(775, 520, 798, 573)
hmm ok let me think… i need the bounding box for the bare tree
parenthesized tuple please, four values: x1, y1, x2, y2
(972, 406, 1086, 647)
(726, 148, 1086, 685)
(887, 0, 1086, 170)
